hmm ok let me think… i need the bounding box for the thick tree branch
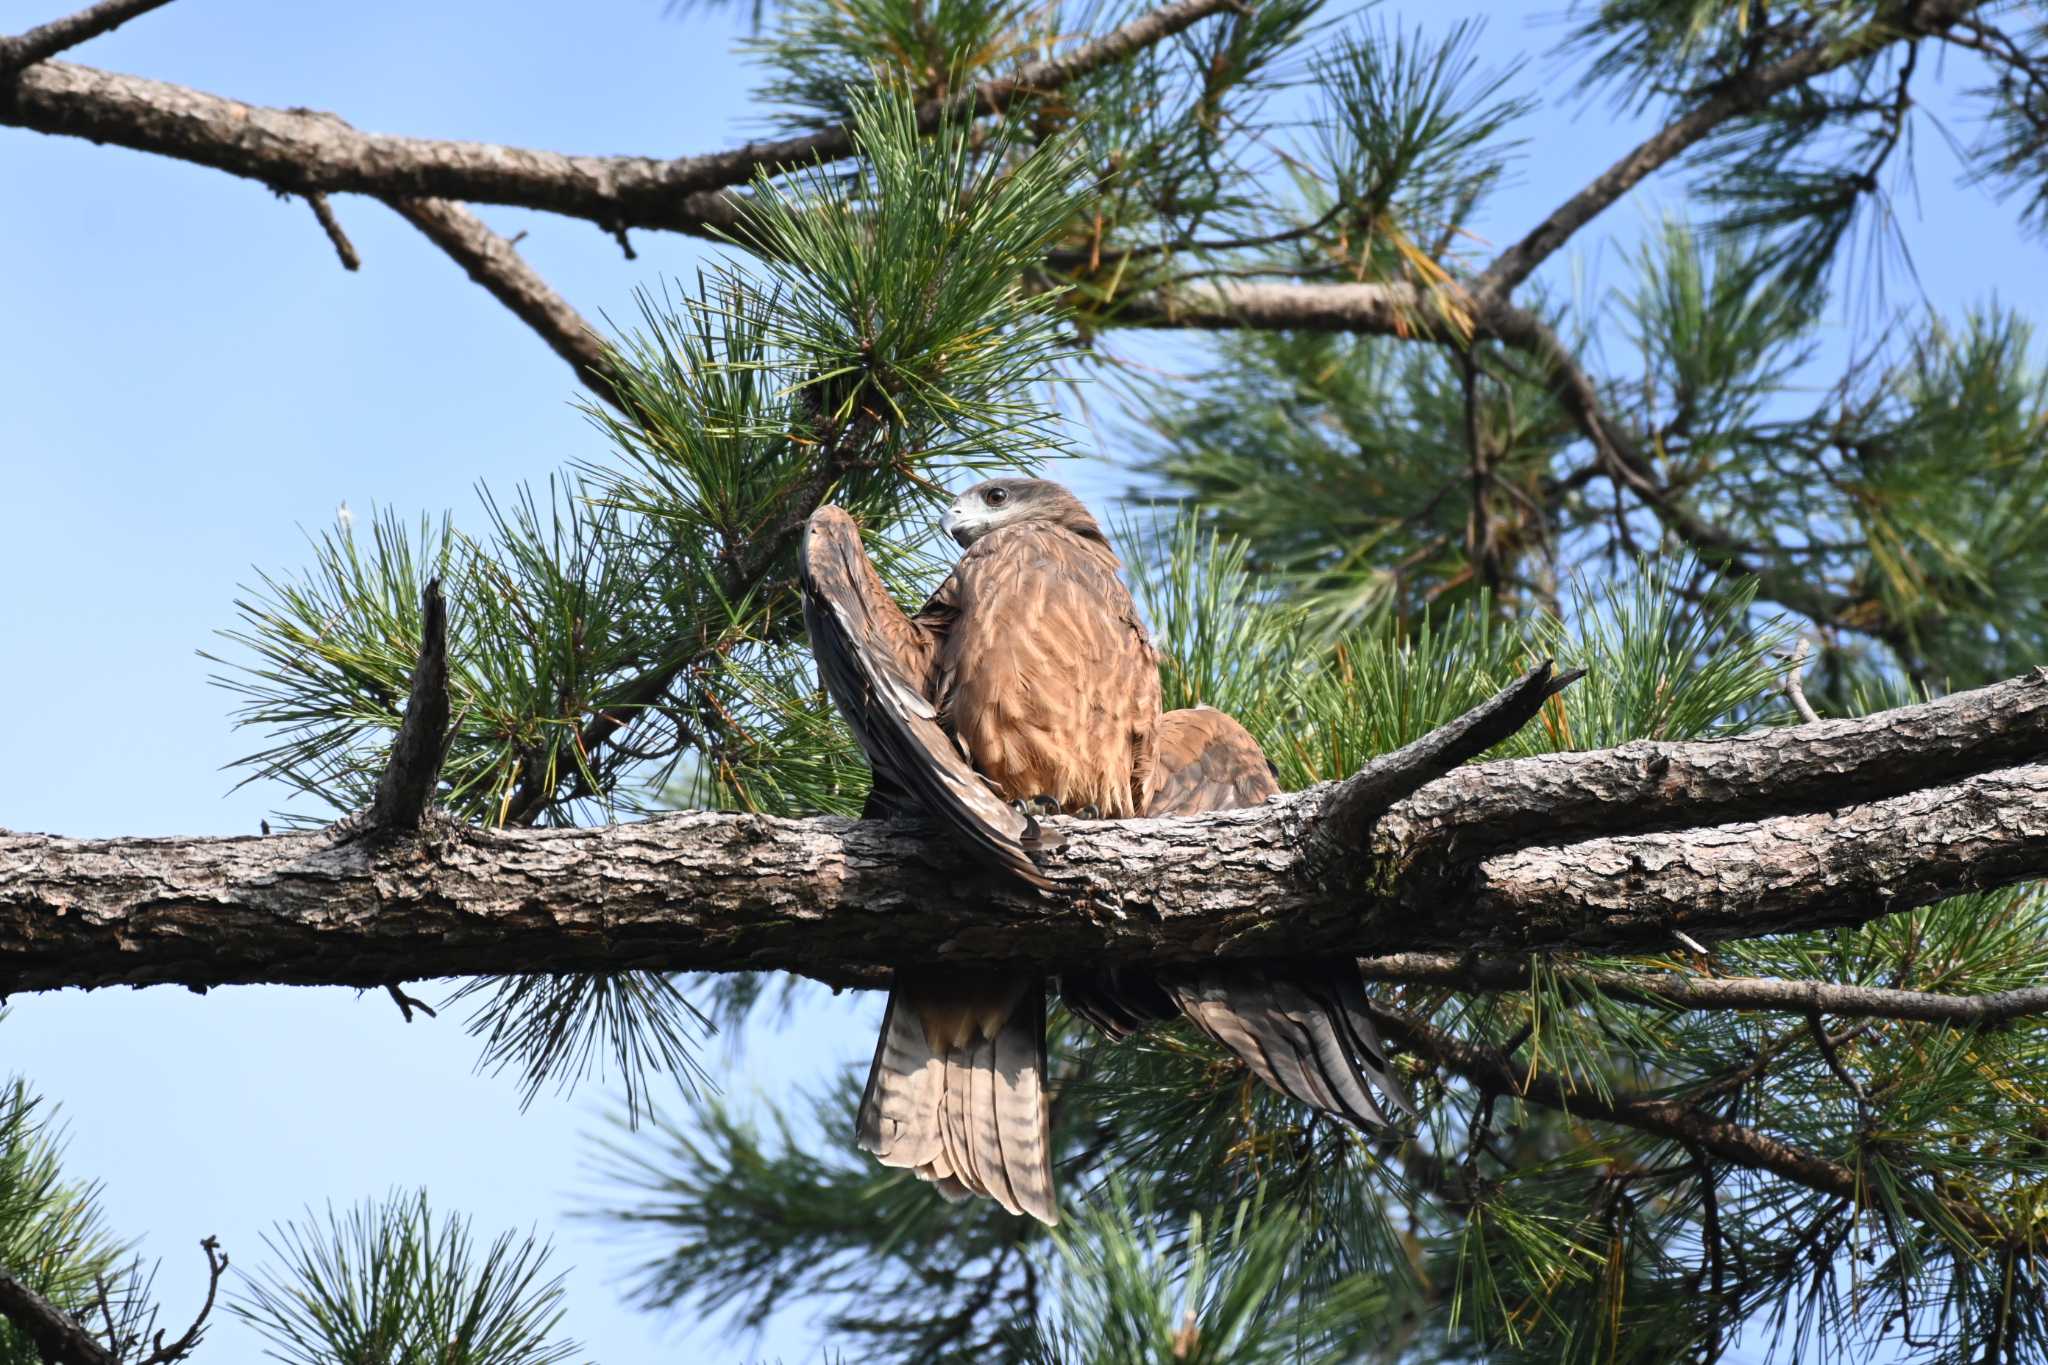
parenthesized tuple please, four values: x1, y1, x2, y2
(1357, 954, 2048, 1026)
(0, 0, 173, 74)
(1382, 670, 2048, 863)
(6, 679, 2048, 996)
(0, 1268, 114, 1365)
(384, 197, 623, 409)
(0, 0, 1228, 234)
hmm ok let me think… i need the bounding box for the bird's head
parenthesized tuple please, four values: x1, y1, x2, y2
(939, 478, 1106, 548)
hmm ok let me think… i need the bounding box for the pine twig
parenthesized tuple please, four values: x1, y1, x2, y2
(304, 192, 360, 271)
(135, 1238, 227, 1365)
(1781, 639, 1822, 723)
(0, 0, 175, 74)
(1354, 953, 2048, 1027)
(365, 578, 451, 835)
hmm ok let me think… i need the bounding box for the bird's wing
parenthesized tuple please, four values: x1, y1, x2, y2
(1065, 705, 1415, 1127)
(800, 505, 1058, 887)
(1143, 704, 1283, 815)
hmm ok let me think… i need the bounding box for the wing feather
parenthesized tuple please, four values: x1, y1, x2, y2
(800, 506, 1058, 887)
(1066, 706, 1415, 1129)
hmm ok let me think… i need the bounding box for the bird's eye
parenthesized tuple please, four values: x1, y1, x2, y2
(984, 487, 1008, 506)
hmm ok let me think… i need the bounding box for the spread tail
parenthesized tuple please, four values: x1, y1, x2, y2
(857, 973, 1058, 1225)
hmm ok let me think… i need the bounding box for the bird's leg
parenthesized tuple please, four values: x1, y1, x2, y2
(1012, 795, 1061, 817)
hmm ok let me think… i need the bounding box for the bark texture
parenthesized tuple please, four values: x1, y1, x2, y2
(0, 0, 1228, 236)
(4, 674, 2047, 998)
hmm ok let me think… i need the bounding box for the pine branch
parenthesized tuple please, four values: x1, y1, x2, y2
(0, 0, 175, 74)
(0, 0, 1229, 234)
(1357, 954, 2048, 1026)
(1105, 279, 1444, 337)
(1382, 670, 2048, 862)
(1474, 0, 1989, 297)
(6, 677, 2048, 995)
(383, 198, 623, 408)
(0, 1266, 115, 1365)
(1104, 279, 1906, 649)
(1371, 1007, 2009, 1242)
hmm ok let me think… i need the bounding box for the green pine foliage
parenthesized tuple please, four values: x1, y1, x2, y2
(109, 0, 2048, 1360)
(0, 1079, 131, 1365)
(228, 1192, 579, 1365)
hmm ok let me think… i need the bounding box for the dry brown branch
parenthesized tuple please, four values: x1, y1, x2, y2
(383, 197, 622, 409)
(304, 191, 359, 271)
(0, 0, 1230, 233)
(0, 0, 174, 74)
(1356, 954, 2048, 1026)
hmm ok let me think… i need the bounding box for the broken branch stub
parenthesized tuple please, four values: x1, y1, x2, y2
(365, 577, 451, 836)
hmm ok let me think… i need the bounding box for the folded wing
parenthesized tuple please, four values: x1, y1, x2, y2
(799, 505, 1058, 887)
(1063, 705, 1414, 1127)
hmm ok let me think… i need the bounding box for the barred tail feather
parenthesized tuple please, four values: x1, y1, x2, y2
(992, 994, 1057, 1225)
(857, 990, 946, 1169)
(857, 977, 1059, 1226)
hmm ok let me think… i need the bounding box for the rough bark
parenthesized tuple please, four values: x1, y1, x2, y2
(4, 675, 2047, 998)
(0, 0, 1229, 236)
(1381, 670, 2048, 861)
(0, 1269, 114, 1365)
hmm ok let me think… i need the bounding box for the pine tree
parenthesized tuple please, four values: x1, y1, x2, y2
(7, 0, 2048, 1361)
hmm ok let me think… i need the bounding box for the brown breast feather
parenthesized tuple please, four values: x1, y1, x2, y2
(934, 522, 1160, 817)
(798, 505, 1058, 887)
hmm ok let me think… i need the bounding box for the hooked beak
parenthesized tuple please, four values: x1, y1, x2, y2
(939, 503, 974, 546)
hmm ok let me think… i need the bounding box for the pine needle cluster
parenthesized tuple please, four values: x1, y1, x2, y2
(51, 0, 2048, 1359)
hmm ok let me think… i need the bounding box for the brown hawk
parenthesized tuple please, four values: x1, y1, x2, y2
(799, 478, 1408, 1225)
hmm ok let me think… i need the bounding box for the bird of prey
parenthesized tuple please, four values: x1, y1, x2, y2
(1063, 705, 1414, 1131)
(799, 478, 1163, 1225)
(800, 479, 1412, 1221)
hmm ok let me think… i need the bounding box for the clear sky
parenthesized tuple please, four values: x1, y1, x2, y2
(0, 1, 2036, 1360)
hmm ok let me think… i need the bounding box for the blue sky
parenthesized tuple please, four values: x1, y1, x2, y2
(0, 1, 2038, 1360)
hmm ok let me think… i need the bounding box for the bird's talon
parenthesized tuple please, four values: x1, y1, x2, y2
(1075, 804, 1100, 820)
